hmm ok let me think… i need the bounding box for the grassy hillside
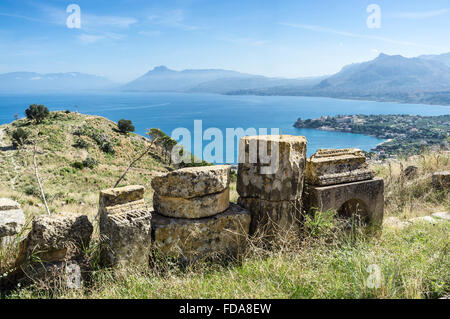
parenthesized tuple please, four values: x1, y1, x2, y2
(0, 111, 169, 222)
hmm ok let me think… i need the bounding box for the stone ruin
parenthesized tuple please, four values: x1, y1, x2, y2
(151, 165, 250, 261)
(98, 185, 151, 269)
(0, 198, 25, 247)
(1, 135, 387, 284)
(237, 135, 307, 236)
(303, 148, 384, 228)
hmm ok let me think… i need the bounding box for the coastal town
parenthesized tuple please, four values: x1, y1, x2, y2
(294, 114, 450, 158)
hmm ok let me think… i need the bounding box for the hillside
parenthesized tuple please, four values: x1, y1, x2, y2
(228, 53, 450, 105)
(0, 72, 115, 93)
(0, 111, 169, 221)
(122, 65, 324, 93)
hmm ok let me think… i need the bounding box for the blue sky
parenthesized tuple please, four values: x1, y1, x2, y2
(0, 0, 449, 82)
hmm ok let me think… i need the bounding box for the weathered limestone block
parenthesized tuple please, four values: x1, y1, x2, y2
(153, 188, 230, 219)
(15, 213, 93, 266)
(303, 178, 384, 227)
(0, 198, 25, 239)
(152, 204, 250, 261)
(99, 185, 145, 208)
(99, 185, 151, 268)
(237, 135, 307, 201)
(432, 171, 450, 190)
(151, 165, 230, 198)
(237, 197, 302, 235)
(306, 148, 374, 186)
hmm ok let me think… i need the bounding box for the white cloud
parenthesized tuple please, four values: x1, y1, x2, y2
(392, 9, 448, 19)
(280, 23, 440, 48)
(139, 30, 162, 37)
(77, 34, 105, 44)
(148, 9, 199, 31)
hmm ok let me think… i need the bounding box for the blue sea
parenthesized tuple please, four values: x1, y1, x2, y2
(0, 92, 449, 162)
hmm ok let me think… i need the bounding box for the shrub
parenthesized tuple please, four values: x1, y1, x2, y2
(71, 161, 84, 170)
(101, 141, 115, 154)
(74, 138, 89, 149)
(83, 157, 98, 169)
(118, 119, 135, 133)
(11, 128, 30, 147)
(24, 185, 39, 197)
(25, 104, 50, 124)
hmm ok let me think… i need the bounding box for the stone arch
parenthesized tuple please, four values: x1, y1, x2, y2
(337, 198, 370, 225)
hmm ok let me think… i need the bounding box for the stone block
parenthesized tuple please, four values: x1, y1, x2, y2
(0, 198, 25, 238)
(99, 185, 152, 269)
(15, 213, 93, 266)
(99, 185, 145, 208)
(237, 197, 302, 235)
(153, 188, 230, 219)
(303, 178, 384, 227)
(152, 203, 250, 261)
(151, 165, 230, 198)
(237, 135, 307, 201)
(306, 148, 374, 186)
(432, 171, 450, 190)
(100, 205, 151, 268)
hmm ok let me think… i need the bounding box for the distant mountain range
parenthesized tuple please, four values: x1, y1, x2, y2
(2, 52, 450, 105)
(121, 65, 325, 93)
(0, 72, 115, 93)
(228, 53, 450, 105)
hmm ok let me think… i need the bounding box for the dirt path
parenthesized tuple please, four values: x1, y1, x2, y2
(0, 127, 20, 190)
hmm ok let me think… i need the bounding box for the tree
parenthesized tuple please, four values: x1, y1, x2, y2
(11, 128, 30, 147)
(25, 104, 49, 124)
(117, 119, 135, 134)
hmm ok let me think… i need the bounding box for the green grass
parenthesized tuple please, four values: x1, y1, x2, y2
(5, 221, 448, 299)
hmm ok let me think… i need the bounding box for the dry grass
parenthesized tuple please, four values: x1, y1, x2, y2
(371, 151, 450, 219)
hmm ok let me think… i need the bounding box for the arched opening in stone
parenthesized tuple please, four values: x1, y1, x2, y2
(337, 199, 370, 226)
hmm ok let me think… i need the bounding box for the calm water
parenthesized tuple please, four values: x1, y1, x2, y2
(0, 92, 449, 162)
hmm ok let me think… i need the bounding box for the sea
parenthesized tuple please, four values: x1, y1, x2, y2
(0, 91, 449, 163)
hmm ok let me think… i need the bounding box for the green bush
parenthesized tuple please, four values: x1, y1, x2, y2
(118, 119, 135, 133)
(71, 161, 85, 170)
(101, 141, 115, 154)
(83, 157, 98, 169)
(25, 104, 50, 124)
(11, 128, 30, 147)
(74, 138, 89, 149)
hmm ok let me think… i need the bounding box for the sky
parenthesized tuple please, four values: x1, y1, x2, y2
(0, 0, 449, 82)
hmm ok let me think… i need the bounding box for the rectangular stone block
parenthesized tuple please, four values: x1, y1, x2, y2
(306, 148, 374, 186)
(237, 135, 307, 201)
(100, 206, 151, 268)
(237, 197, 302, 235)
(99, 185, 151, 269)
(152, 203, 250, 262)
(303, 178, 384, 227)
(151, 165, 230, 198)
(153, 188, 230, 219)
(99, 185, 145, 208)
(432, 171, 450, 190)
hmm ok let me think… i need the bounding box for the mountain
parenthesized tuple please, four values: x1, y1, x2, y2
(315, 53, 450, 93)
(228, 53, 450, 105)
(122, 66, 325, 93)
(419, 52, 450, 67)
(0, 72, 116, 93)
